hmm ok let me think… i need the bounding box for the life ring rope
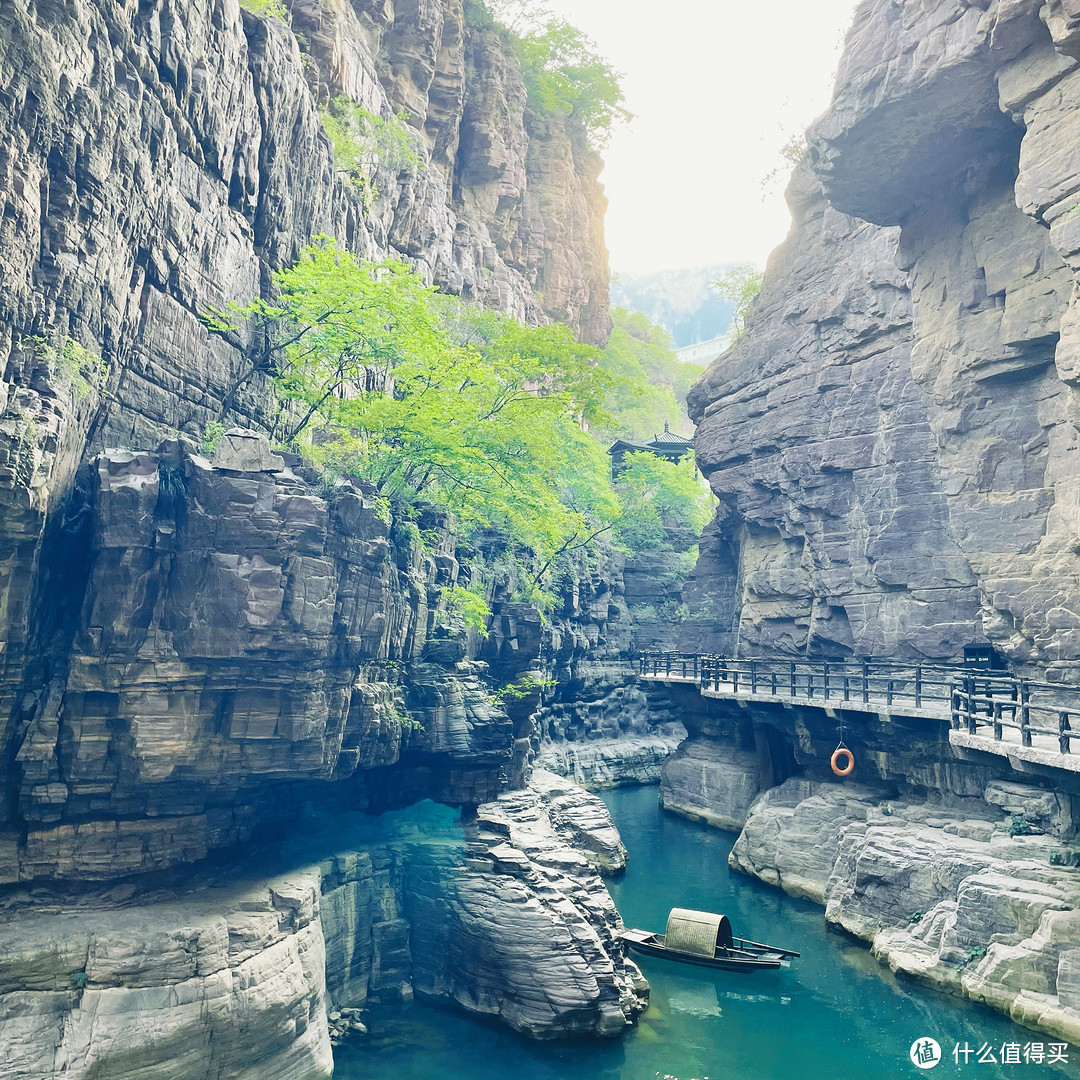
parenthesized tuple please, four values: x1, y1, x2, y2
(831, 744, 855, 777)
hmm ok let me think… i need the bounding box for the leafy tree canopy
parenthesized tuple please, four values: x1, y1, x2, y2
(712, 264, 764, 339)
(208, 241, 618, 565)
(613, 451, 715, 552)
(597, 307, 701, 442)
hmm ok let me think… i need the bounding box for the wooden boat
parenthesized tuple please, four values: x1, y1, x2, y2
(621, 908, 799, 972)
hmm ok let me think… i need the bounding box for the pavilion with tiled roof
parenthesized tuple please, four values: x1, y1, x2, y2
(607, 423, 694, 476)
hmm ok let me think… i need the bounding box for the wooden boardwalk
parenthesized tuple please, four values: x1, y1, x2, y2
(638, 652, 1080, 774)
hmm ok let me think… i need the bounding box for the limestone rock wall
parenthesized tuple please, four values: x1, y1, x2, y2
(689, 0, 1080, 675)
(5, 433, 526, 882)
(729, 777, 1080, 1044)
(0, 778, 646, 1078)
(0, 0, 614, 880)
(0, 0, 609, 448)
(465, 542, 686, 790)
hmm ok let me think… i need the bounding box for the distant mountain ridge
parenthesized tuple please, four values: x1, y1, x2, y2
(610, 264, 737, 348)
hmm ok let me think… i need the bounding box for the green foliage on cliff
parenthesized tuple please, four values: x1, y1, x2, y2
(464, 1, 630, 150)
(713, 264, 764, 338)
(598, 308, 701, 440)
(440, 584, 492, 638)
(319, 98, 419, 209)
(209, 241, 619, 564)
(209, 240, 721, 590)
(516, 21, 631, 148)
(30, 335, 106, 398)
(612, 451, 714, 551)
(238, 0, 288, 19)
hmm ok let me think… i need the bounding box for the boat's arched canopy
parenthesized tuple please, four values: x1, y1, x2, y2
(665, 908, 733, 957)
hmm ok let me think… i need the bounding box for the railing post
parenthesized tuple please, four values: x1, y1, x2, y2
(1061, 711, 1072, 754)
(824, 661, 830, 701)
(808, 668, 814, 700)
(887, 678, 894, 708)
(951, 682, 960, 730)
(1021, 680, 1031, 747)
(915, 665, 922, 709)
(665, 653, 671, 677)
(967, 676, 977, 734)
(732, 663, 739, 694)
(750, 658, 758, 694)
(790, 660, 796, 698)
(771, 669, 777, 695)
(843, 673, 850, 702)
(993, 700, 1002, 741)
(862, 660, 869, 704)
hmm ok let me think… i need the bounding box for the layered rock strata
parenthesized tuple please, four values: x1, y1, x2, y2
(532, 659, 686, 789)
(0, 776, 646, 1079)
(6, 432, 527, 882)
(0, 0, 611, 866)
(729, 777, 1080, 1044)
(470, 541, 687, 790)
(688, 0, 1080, 675)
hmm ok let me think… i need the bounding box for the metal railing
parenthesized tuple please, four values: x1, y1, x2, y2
(639, 652, 1079, 755)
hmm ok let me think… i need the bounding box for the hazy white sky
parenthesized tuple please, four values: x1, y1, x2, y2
(543, 0, 859, 273)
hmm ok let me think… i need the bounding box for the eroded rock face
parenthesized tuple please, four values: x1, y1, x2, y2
(0, 780, 646, 1076)
(8, 436, 522, 881)
(659, 738, 761, 831)
(689, 167, 982, 662)
(689, 0, 1080, 675)
(729, 777, 1080, 1043)
(0, 0, 618, 876)
(0, 869, 335, 1080)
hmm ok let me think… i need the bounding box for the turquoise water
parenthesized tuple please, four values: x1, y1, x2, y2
(334, 784, 1079, 1080)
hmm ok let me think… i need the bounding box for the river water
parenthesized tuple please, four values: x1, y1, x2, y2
(335, 784, 1079, 1080)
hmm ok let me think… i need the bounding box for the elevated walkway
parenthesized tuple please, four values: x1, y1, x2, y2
(639, 652, 1080, 774)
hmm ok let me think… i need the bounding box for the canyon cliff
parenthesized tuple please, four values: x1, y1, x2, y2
(671, 0, 1080, 1045)
(689, 0, 1080, 679)
(0, 0, 669, 1074)
(0, 0, 616, 882)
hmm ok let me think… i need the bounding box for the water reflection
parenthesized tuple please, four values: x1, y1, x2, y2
(334, 784, 1080, 1080)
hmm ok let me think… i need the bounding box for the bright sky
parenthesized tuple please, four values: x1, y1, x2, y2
(543, 0, 860, 273)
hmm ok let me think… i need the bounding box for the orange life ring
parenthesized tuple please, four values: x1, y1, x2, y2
(831, 747, 855, 777)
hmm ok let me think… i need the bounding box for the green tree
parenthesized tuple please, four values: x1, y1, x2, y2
(712, 264, 764, 338)
(319, 98, 420, 210)
(208, 242, 619, 566)
(464, 2, 631, 150)
(598, 308, 701, 441)
(613, 451, 714, 551)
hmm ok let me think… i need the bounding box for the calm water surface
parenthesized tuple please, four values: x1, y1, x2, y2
(334, 784, 1079, 1080)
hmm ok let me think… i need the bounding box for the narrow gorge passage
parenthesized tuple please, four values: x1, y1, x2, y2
(4, 0, 1080, 1075)
(334, 785, 1080, 1080)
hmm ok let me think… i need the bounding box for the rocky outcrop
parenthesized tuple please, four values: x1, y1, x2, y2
(531, 659, 685, 789)
(0, 776, 646, 1077)
(0, 869, 335, 1080)
(4, 432, 532, 882)
(659, 738, 761, 831)
(536, 733, 683, 789)
(467, 540, 686, 790)
(688, 0, 1080, 675)
(0, 0, 615, 875)
(729, 777, 1080, 1042)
